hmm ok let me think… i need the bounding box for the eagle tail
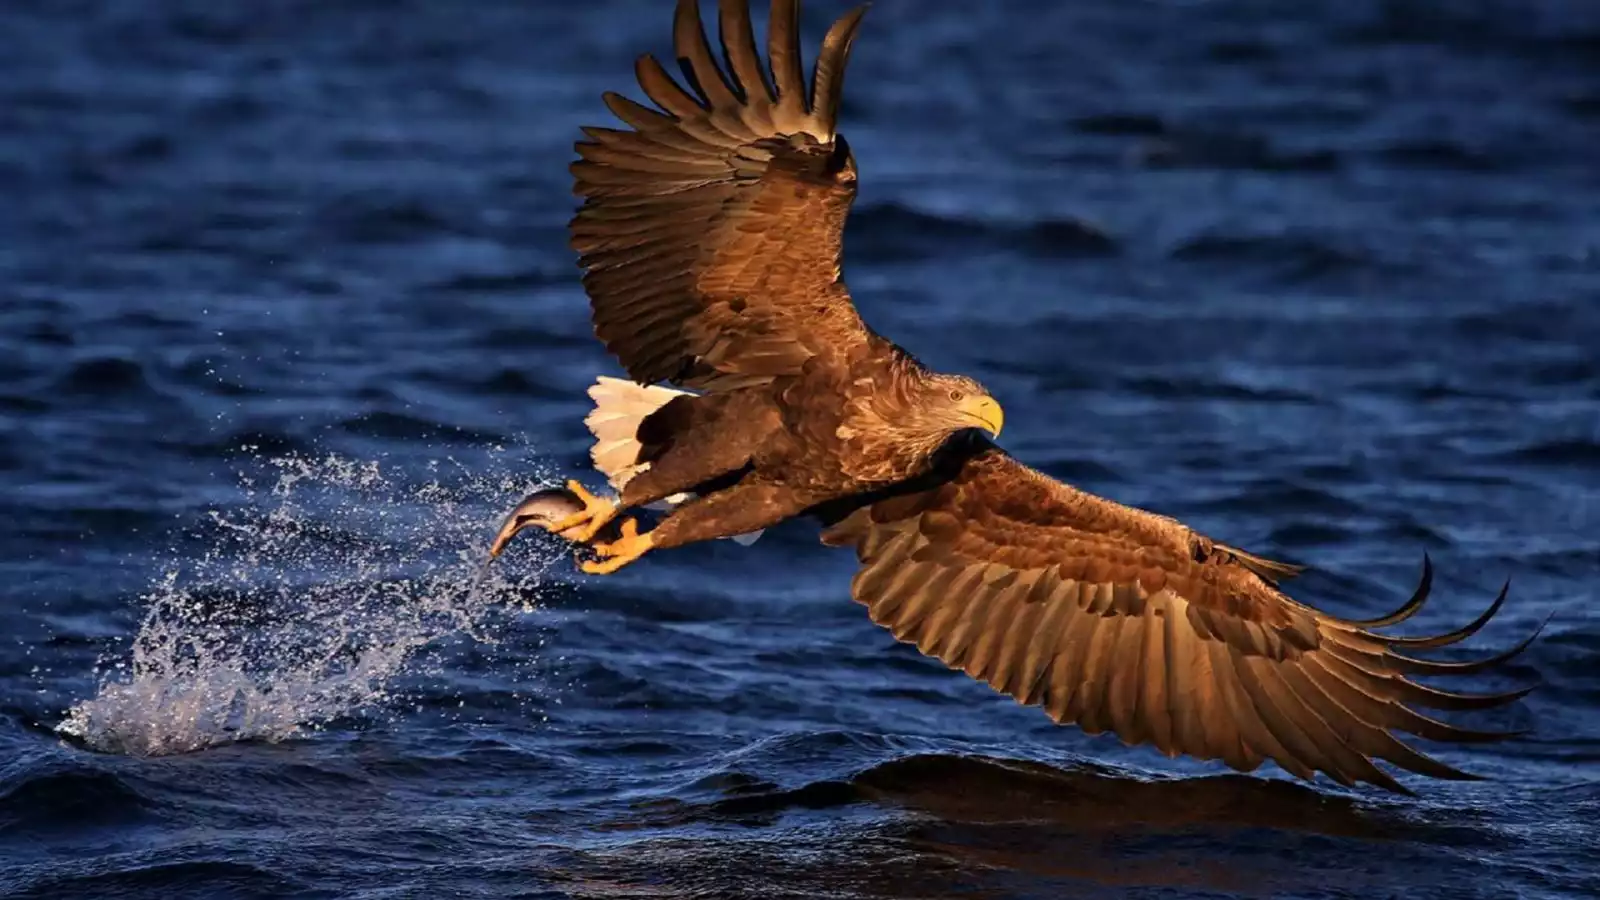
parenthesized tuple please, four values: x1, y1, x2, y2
(583, 377, 763, 546)
(585, 376, 688, 492)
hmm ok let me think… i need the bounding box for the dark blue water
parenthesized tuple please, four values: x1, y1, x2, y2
(4, 0, 1599, 897)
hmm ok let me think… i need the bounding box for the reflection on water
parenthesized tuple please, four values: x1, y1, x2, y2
(549, 752, 1513, 899)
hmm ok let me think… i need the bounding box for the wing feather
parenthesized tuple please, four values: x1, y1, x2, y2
(674, 0, 742, 114)
(811, 8, 869, 124)
(1019, 576, 1079, 707)
(572, 0, 874, 389)
(1106, 611, 1147, 744)
(718, 0, 774, 105)
(820, 442, 1537, 792)
(767, 0, 809, 120)
(1139, 609, 1173, 752)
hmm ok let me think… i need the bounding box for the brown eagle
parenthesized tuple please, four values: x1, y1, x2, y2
(490, 0, 1537, 793)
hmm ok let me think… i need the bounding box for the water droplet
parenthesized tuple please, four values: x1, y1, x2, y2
(57, 449, 566, 757)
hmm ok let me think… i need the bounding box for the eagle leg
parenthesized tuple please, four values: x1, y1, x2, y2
(579, 518, 655, 574)
(548, 480, 622, 544)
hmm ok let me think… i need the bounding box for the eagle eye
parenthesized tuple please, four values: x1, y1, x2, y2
(949, 389, 964, 402)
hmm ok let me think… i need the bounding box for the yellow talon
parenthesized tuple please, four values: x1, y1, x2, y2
(548, 480, 621, 544)
(593, 518, 639, 555)
(579, 518, 654, 575)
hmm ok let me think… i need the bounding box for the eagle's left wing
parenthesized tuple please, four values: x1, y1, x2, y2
(570, 0, 873, 391)
(820, 443, 1536, 793)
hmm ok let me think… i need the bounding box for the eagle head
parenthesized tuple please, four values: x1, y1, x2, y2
(922, 373, 1004, 440)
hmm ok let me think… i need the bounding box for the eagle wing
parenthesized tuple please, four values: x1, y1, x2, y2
(820, 443, 1536, 793)
(571, 0, 873, 390)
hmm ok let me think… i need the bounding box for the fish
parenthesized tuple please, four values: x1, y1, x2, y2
(465, 488, 605, 609)
(488, 487, 600, 558)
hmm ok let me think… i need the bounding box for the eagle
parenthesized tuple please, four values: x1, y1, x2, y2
(489, 0, 1538, 793)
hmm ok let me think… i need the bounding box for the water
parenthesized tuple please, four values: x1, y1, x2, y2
(56, 453, 558, 758)
(3, 0, 1598, 897)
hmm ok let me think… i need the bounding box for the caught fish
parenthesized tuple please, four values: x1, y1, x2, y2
(488, 487, 585, 557)
(488, 481, 759, 566)
(488, 486, 614, 558)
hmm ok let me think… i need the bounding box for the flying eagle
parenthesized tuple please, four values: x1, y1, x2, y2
(489, 0, 1537, 793)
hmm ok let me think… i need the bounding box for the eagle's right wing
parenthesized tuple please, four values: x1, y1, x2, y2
(571, 0, 874, 390)
(821, 442, 1537, 793)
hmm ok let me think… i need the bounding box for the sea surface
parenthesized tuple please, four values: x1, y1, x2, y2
(3, 1, 1599, 897)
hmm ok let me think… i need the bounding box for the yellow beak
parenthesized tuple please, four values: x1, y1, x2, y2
(959, 395, 1004, 439)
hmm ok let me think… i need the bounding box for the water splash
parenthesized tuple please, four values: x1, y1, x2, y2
(58, 449, 567, 757)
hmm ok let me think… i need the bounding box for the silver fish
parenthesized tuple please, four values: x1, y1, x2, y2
(488, 487, 591, 558)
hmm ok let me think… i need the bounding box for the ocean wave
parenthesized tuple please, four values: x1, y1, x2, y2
(50, 356, 159, 398)
(0, 765, 156, 834)
(1492, 439, 1600, 468)
(625, 748, 1512, 849)
(334, 410, 508, 444)
(415, 366, 574, 402)
(1170, 231, 1384, 283)
(1121, 376, 1320, 404)
(314, 195, 462, 246)
(1337, 2, 1600, 58)
(849, 202, 1119, 263)
(1266, 521, 1356, 548)
(168, 430, 315, 461)
(420, 268, 560, 296)
(1376, 138, 1499, 172)
(1184, 479, 1366, 518)
(11, 860, 307, 899)
(1070, 112, 1167, 137)
(1131, 132, 1342, 173)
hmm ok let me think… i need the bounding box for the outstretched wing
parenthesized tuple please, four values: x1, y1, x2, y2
(571, 0, 873, 390)
(820, 442, 1538, 793)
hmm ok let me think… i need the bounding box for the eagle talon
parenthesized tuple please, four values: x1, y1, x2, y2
(579, 518, 653, 574)
(548, 479, 621, 544)
(591, 518, 640, 557)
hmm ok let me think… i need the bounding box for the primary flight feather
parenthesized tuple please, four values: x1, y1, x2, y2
(488, 0, 1537, 794)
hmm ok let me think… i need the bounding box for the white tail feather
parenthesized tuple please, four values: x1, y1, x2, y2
(585, 376, 689, 492)
(583, 376, 763, 546)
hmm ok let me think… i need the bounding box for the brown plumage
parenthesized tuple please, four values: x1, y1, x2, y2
(498, 0, 1540, 794)
(815, 437, 1536, 794)
(570, 0, 870, 392)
